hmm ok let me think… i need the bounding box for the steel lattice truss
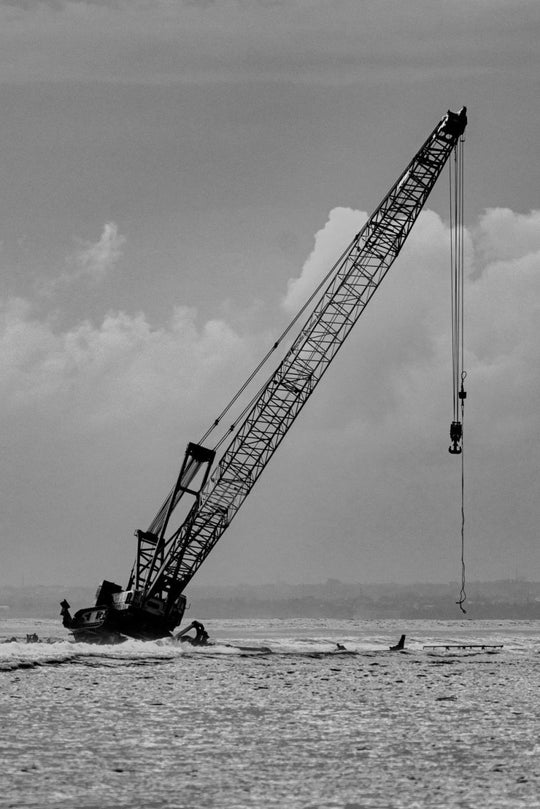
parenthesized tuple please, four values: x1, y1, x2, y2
(140, 108, 467, 605)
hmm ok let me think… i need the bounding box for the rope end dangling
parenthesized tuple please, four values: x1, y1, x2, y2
(456, 575, 467, 613)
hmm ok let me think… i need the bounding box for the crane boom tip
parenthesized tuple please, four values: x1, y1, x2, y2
(442, 107, 467, 138)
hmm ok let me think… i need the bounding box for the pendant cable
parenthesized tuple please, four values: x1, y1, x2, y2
(448, 136, 467, 612)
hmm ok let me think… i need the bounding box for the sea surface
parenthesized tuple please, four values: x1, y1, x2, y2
(1, 617, 539, 809)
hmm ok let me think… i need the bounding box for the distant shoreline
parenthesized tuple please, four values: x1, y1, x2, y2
(1, 580, 539, 621)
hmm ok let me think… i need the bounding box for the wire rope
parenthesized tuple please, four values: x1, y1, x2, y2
(456, 370, 467, 613)
(198, 234, 360, 449)
(148, 233, 361, 530)
(449, 137, 467, 612)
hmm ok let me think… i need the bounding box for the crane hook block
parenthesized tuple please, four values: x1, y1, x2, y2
(449, 421, 463, 454)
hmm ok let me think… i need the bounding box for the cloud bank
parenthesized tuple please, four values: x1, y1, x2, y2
(1, 206, 539, 584)
(0, 299, 250, 429)
(2, 207, 538, 434)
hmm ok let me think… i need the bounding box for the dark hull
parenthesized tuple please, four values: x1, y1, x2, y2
(65, 605, 175, 644)
(60, 587, 196, 645)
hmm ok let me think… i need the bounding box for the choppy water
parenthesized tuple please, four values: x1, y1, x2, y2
(1, 618, 539, 808)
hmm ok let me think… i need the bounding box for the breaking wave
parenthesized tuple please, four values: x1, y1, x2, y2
(2, 616, 537, 671)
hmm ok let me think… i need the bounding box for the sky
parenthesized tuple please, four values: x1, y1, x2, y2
(1, 0, 539, 594)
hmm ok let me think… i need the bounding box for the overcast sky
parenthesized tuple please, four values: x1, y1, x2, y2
(1, 0, 539, 594)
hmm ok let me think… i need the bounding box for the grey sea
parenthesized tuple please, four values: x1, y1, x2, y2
(1, 618, 539, 808)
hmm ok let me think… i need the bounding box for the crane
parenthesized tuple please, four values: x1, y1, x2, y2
(61, 106, 467, 643)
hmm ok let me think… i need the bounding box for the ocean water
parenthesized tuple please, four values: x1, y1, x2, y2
(1, 618, 539, 809)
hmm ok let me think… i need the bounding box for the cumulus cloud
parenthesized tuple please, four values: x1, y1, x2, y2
(4, 206, 539, 446)
(283, 207, 367, 313)
(1, 205, 539, 585)
(0, 299, 250, 427)
(72, 222, 125, 281)
(263, 205, 540, 582)
(474, 207, 540, 265)
(37, 222, 126, 295)
(280, 208, 452, 429)
(282, 206, 540, 452)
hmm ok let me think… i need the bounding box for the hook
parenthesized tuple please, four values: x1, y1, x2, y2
(449, 420, 463, 454)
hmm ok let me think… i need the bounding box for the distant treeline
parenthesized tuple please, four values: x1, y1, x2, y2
(1, 579, 540, 620)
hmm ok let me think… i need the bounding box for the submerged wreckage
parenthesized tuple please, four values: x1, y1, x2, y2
(62, 107, 467, 644)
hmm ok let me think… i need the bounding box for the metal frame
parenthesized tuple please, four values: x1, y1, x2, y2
(136, 108, 467, 610)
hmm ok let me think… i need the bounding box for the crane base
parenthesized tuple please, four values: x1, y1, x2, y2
(60, 599, 186, 644)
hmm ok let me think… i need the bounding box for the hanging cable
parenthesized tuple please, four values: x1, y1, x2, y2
(448, 138, 465, 454)
(198, 232, 361, 450)
(448, 134, 467, 612)
(456, 371, 467, 612)
(147, 234, 362, 530)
